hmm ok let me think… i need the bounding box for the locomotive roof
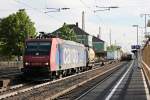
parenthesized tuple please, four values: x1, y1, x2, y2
(26, 38, 85, 47)
(25, 38, 52, 42)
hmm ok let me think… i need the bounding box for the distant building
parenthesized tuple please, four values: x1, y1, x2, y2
(50, 23, 93, 47)
(92, 36, 106, 57)
(106, 45, 122, 60)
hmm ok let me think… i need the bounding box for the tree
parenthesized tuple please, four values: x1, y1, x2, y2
(0, 9, 36, 58)
(56, 23, 77, 41)
(107, 45, 121, 51)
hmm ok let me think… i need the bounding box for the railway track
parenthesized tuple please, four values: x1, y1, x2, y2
(56, 61, 132, 100)
(56, 60, 149, 100)
(0, 67, 21, 75)
(0, 61, 123, 100)
(0, 61, 107, 90)
(0, 62, 103, 94)
(0, 63, 103, 95)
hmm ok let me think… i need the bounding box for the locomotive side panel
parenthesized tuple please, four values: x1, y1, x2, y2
(59, 40, 87, 70)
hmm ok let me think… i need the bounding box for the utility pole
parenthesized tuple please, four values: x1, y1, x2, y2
(133, 25, 139, 45)
(82, 11, 85, 31)
(109, 29, 112, 46)
(133, 25, 140, 67)
(133, 25, 139, 59)
(141, 14, 150, 35)
(98, 26, 101, 39)
(115, 40, 117, 46)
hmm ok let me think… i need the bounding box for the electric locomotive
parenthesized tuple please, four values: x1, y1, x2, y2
(22, 37, 93, 80)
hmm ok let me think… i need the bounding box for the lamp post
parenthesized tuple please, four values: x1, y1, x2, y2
(140, 14, 150, 35)
(132, 25, 139, 46)
(133, 25, 139, 64)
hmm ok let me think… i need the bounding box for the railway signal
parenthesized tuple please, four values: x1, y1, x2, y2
(131, 45, 140, 49)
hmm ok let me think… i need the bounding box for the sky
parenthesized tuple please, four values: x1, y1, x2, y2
(1, 0, 150, 52)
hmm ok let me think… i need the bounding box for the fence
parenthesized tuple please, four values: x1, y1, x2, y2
(142, 42, 150, 66)
(142, 39, 150, 86)
(0, 61, 23, 69)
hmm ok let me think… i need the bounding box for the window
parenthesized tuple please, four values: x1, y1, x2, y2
(25, 41, 51, 55)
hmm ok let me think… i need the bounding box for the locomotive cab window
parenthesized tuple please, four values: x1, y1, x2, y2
(25, 41, 51, 55)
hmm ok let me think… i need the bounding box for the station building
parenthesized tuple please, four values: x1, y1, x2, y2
(49, 22, 106, 58)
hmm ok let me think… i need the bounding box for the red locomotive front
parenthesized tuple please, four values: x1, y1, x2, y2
(22, 39, 52, 76)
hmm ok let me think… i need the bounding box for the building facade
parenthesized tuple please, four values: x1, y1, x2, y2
(50, 23, 105, 57)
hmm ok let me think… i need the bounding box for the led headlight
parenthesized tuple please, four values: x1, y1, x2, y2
(25, 62, 29, 66)
(44, 62, 49, 65)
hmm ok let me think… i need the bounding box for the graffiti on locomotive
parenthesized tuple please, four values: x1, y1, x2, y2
(63, 47, 79, 64)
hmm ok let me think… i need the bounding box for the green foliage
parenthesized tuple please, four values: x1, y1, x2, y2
(56, 23, 77, 41)
(107, 45, 121, 51)
(0, 9, 36, 57)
